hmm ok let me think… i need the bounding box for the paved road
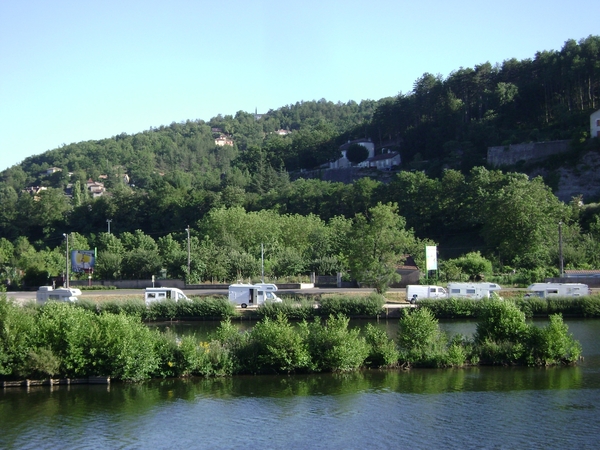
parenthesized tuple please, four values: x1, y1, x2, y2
(4, 287, 386, 303)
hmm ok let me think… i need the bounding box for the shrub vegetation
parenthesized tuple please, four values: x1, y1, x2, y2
(0, 294, 583, 382)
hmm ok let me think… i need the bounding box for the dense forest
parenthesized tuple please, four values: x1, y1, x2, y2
(1, 36, 600, 290)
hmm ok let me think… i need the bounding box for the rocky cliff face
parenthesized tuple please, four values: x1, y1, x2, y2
(531, 151, 600, 203)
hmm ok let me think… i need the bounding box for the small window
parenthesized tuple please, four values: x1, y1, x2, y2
(467, 289, 476, 294)
(148, 293, 156, 299)
(429, 288, 436, 293)
(451, 289, 460, 294)
(596, 119, 600, 126)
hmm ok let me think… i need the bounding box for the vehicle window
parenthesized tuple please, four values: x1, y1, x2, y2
(467, 289, 476, 294)
(147, 293, 156, 298)
(429, 288, 435, 293)
(451, 289, 460, 294)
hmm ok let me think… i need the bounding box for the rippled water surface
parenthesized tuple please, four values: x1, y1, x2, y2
(2, 319, 600, 449)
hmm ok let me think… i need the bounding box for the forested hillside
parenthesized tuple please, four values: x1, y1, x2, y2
(1, 36, 600, 290)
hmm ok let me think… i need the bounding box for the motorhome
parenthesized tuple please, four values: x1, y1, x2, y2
(36, 286, 81, 304)
(228, 283, 282, 308)
(447, 282, 502, 299)
(144, 287, 190, 305)
(526, 283, 590, 298)
(406, 285, 447, 303)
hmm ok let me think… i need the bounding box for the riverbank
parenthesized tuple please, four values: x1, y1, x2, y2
(0, 296, 582, 384)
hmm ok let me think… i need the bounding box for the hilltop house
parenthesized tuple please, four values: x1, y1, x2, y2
(215, 135, 234, 146)
(329, 138, 375, 169)
(41, 167, 62, 176)
(367, 150, 401, 170)
(86, 179, 106, 198)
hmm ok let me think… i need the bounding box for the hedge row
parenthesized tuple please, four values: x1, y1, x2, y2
(417, 294, 600, 319)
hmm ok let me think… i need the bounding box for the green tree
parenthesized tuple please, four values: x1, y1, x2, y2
(345, 143, 369, 165)
(346, 203, 417, 293)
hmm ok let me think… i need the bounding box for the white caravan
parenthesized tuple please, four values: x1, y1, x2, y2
(447, 282, 502, 299)
(406, 285, 447, 304)
(526, 283, 590, 298)
(145, 287, 190, 305)
(36, 286, 81, 304)
(228, 283, 282, 308)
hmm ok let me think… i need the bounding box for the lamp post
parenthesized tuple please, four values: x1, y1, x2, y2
(559, 221, 564, 278)
(106, 219, 112, 234)
(63, 233, 69, 288)
(186, 225, 191, 276)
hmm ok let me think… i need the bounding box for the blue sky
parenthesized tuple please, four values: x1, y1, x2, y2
(0, 0, 597, 171)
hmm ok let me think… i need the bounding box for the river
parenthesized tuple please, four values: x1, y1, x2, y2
(1, 319, 600, 449)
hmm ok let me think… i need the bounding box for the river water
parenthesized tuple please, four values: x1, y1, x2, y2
(2, 319, 600, 449)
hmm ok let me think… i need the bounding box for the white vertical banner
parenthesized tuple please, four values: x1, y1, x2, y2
(425, 245, 437, 271)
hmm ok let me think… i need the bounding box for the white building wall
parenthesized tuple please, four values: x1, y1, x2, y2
(591, 109, 600, 138)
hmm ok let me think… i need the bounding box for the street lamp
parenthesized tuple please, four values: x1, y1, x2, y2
(106, 219, 112, 234)
(186, 225, 191, 275)
(559, 221, 564, 278)
(63, 233, 69, 288)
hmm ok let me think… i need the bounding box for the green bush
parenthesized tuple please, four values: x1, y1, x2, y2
(0, 297, 37, 377)
(363, 323, 399, 367)
(417, 298, 482, 318)
(526, 314, 582, 365)
(397, 308, 450, 367)
(196, 340, 235, 377)
(246, 315, 311, 373)
(91, 312, 159, 381)
(146, 299, 179, 321)
(176, 297, 237, 319)
(35, 302, 98, 377)
(474, 299, 528, 344)
(318, 294, 385, 317)
(513, 297, 548, 318)
(304, 315, 369, 372)
(256, 299, 317, 321)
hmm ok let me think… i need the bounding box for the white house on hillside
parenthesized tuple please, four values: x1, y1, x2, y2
(367, 150, 401, 170)
(329, 139, 375, 169)
(591, 109, 600, 138)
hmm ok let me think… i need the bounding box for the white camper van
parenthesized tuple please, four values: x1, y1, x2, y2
(447, 282, 502, 299)
(228, 283, 282, 308)
(144, 287, 190, 305)
(36, 286, 81, 304)
(526, 283, 590, 298)
(406, 285, 447, 304)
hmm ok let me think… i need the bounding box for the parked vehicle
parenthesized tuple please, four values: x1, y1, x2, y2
(145, 287, 190, 305)
(447, 282, 502, 299)
(406, 285, 447, 304)
(36, 286, 81, 303)
(228, 283, 282, 308)
(526, 283, 590, 298)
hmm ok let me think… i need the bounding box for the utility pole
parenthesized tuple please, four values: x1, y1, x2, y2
(559, 221, 564, 278)
(186, 225, 191, 276)
(106, 219, 112, 234)
(63, 233, 69, 288)
(261, 243, 264, 283)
